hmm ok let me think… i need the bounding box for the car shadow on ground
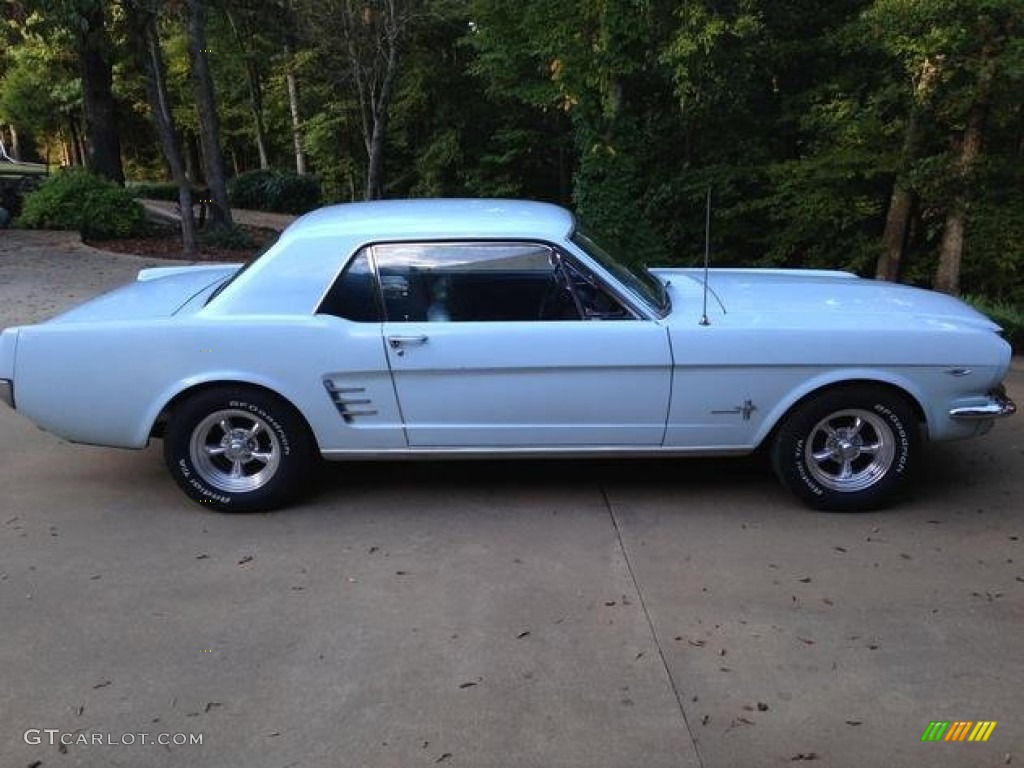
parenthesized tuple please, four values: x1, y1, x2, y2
(301, 436, 1005, 518)
(313, 454, 779, 507)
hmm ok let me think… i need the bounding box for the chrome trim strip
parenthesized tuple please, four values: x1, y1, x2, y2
(320, 445, 752, 461)
(0, 379, 13, 409)
(949, 389, 1017, 421)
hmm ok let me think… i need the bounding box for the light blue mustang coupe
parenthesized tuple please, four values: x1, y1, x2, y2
(0, 199, 1015, 512)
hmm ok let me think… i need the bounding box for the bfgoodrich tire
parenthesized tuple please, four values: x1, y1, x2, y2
(770, 386, 920, 512)
(163, 387, 315, 512)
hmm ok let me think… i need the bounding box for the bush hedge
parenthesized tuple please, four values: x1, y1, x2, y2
(227, 169, 321, 214)
(17, 168, 146, 239)
(128, 181, 186, 201)
(201, 222, 255, 251)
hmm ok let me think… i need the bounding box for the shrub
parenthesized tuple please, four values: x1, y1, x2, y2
(17, 168, 146, 239)
(228, 169, 321, 214)
(201, 222, 255, 251)
(128, 181, 186, 201)
(963, 295, 1024, 354)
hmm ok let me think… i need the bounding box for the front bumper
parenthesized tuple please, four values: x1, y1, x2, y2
(0, 379, 13, 409)
(949, 386, 1016, 421)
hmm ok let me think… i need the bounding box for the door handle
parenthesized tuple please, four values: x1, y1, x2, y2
(387, 334, 429, 353)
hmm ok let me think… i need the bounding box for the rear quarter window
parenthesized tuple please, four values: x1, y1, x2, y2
(317, 250, 381, 322)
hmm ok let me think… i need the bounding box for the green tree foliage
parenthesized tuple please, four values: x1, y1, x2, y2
(1, 0, 1020, 301)
(0, 12, 80, 162)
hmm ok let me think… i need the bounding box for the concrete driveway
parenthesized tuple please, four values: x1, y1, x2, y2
(1, 232, 1021, 767)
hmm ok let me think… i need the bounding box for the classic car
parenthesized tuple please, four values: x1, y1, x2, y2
(0, 199, 1015, 512)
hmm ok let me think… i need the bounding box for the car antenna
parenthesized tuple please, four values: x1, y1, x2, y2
(700, 187, 712, 326)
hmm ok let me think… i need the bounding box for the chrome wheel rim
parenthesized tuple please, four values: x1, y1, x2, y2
(189, 409, 281, 493)
(804, 408, 895, 492)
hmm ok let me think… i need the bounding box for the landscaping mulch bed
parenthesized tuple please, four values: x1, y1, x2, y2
(88, 224, 279, 263)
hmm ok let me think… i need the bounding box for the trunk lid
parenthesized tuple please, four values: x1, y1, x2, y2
(46, 264, 241, 324)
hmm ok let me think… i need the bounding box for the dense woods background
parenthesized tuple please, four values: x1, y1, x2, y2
(1, 0, 1022, 304)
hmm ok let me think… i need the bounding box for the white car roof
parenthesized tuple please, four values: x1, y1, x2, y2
(282, 198, 576, 243)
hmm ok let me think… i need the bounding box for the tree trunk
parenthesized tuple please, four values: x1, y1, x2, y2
(184, 132, 202, 184)
(338, 0, 402, 200)
(125, 1, 198, 257)
(247, 63, 270, 170)
(76, 2, 124, 184)
(934, 103, 986, 295)
(934, 40, 994, 296)
(226, 10, 270, 170)
(285, 46, 306, 174)
(9, 125, 20, 161)
(875, 61, 937, 282)
(365, 112, 387, 200)
(876, 185, 916, 282)
(185, 0, 233, 227)
(68, 117, 85, 166)
(364, 13, 400, 200)
(282, 0, 306, 174)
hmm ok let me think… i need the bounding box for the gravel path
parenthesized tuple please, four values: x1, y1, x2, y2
(0, 230, 190, 327)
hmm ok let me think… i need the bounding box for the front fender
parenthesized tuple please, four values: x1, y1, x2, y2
(751, 368, 931, 448)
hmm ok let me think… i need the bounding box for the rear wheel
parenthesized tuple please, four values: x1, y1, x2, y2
(163, 387, 314, 512)
(770, 386, 919, 511)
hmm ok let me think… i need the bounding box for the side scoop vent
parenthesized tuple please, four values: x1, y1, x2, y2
(323, 381, 378, 423)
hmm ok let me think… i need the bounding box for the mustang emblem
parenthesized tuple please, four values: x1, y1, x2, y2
(712, 400, 758, 421)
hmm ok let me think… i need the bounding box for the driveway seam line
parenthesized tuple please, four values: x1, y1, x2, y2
(600, 484, 706, 768)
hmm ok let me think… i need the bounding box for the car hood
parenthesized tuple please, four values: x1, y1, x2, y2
(656, 268, 1001, 332)
(46, 264, 242, 324)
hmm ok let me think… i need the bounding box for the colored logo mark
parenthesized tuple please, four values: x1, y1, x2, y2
(921, 721, 997, 742)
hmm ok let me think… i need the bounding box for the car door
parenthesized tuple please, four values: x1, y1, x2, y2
(374, 241, 673, 448)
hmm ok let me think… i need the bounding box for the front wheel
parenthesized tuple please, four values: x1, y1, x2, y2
(163, 387, 315, 512)
(770, 387, 920, 511)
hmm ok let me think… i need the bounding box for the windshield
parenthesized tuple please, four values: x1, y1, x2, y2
(570, 231, 668, 316)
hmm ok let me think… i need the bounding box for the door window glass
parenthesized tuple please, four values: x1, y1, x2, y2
(373, 242, 629, 322)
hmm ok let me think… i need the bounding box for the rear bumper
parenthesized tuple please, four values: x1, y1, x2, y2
(949, 386, 1016, 421)
(0, 379, 13, 409)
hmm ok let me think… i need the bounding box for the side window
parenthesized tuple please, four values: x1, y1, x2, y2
(374, 242, 581, 322)
(317, 250, 381, 322)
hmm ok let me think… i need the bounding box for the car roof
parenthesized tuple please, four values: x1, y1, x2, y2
(282, 198, 576, 242)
